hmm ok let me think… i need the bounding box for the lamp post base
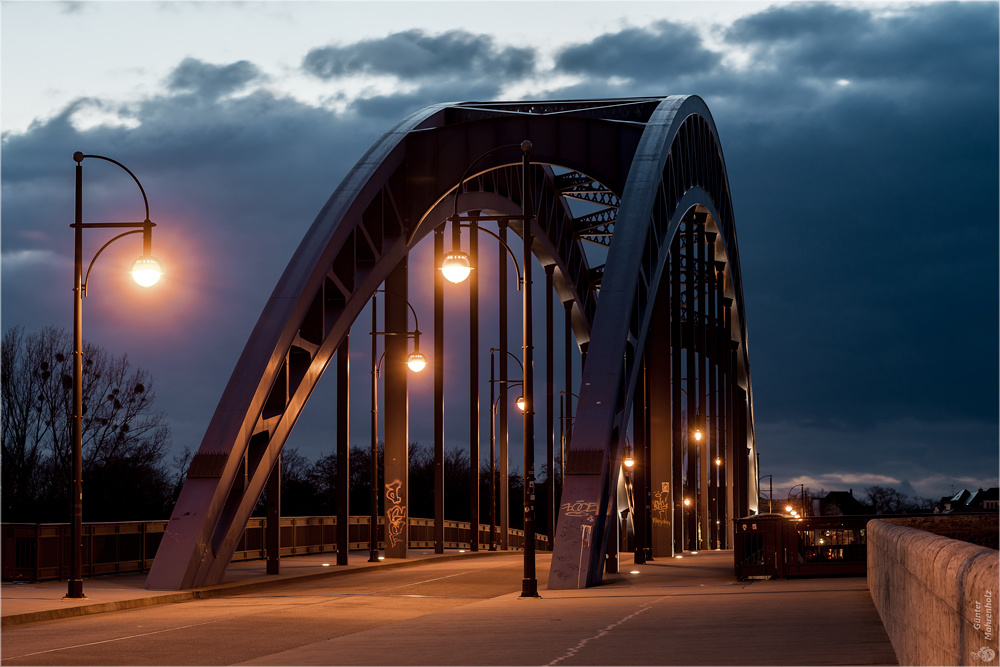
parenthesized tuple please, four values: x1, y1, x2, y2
(520, 578, 539, 598)
(65, 580, 85, 599)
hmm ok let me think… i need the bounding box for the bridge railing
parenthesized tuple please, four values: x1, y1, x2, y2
(1, 518, 549, 582)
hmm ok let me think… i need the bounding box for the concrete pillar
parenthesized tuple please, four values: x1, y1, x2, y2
(384, 259, 409, 558)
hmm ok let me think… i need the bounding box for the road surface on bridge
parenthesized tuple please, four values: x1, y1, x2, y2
(1, 551, 896, 666)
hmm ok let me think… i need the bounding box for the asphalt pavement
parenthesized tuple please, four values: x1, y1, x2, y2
(1, 550, 897, 666)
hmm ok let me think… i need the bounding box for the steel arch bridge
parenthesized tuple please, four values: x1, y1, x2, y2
(147, 95, 758, 591)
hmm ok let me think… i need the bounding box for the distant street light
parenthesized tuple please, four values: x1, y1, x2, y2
(369, 290, 425, 562)
(488, 348, 523, 552)
(787, 483, 806, 517)
(68, 152, 162, 599)
(515, 395, 526, 412)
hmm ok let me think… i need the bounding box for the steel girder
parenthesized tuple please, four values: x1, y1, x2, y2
(546, 96, 756, 589)
(147, 96, 690, 590)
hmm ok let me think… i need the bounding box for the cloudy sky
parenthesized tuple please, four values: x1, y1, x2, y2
(2, 1, 997, 502)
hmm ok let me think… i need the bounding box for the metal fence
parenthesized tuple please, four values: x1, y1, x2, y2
(2, 517, 549, 582)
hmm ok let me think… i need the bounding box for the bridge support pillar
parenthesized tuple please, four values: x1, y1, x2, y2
(337, 337, 350, 565)
(266, 454, 280, 574)
(649, 281, 673, 557)
(385, 259, 409, 558)
(671, 237, 684, 555)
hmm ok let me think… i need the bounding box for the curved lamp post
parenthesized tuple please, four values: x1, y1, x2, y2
(68, 152, 162, 599)
(444, 141, 538, 597)
(369, 290, 426, 562)
(488, 348, 523, 551)
(786, 484, 805, 518)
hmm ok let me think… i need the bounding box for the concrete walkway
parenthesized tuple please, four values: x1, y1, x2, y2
(0, 547, 509, 627)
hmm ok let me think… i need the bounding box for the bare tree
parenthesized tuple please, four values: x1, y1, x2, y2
(1, 326, 173, 521)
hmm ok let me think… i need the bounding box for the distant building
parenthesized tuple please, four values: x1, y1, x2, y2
(817, 490, 874, 516)
(934, 488, 999, 514)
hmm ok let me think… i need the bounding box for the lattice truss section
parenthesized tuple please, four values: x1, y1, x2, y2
(674, 218, 728, 330)
(555, 171, 620, 248)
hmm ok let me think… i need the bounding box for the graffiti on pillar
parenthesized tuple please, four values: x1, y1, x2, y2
(561, 500, 599, 517)
(652, 489, 671, 528)
(385, 480, 406, 548)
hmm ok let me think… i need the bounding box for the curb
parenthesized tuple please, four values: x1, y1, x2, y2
(2, 550, 521, 627)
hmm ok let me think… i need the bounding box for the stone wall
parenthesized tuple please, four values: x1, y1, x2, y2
(868, 520, 998, 666)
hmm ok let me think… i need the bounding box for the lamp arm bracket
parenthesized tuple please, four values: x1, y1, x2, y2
(83, 229, 143, 297)
(77, 153, 151, 222)
(373, 289, 420, 332)
(456, 223, 523, 291)
(374, 332, 418, 376)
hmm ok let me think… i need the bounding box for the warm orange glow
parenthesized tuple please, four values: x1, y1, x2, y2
(785, 505, 793, 512)
(693, 429, 702, 442)
(406, 352, 427, 372)
(715, 457, 722, 466)
(623, 456, 635, 468)
(515, 395, 526, 411)
(440, 251, 473, 283)
(130, 255, 162, 287)
(684, 498, 691, 507)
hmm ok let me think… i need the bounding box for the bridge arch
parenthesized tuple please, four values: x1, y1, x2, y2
(147, 96, 756, 591)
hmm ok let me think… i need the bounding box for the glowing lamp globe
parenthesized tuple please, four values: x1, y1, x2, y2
(406, 352, 427, 372)
(515, 395, 526, 412)
(130, 255, 162, 287)
(440, 251, 473, 283)
(683, 498, 691, 507)
(623, 456, 635, 468)
(715, 457, 722, 466)
(693, 429, 702, 442)
(785, 505, 793, 513)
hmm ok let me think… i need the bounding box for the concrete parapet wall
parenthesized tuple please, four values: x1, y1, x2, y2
(868, 519, 999, 666)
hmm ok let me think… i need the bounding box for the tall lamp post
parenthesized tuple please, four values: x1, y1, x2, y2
(759, 474, 773, 514)
(369, 290, 426, 562)
(488, 348, 524, 551)
(441, 140, 539, 597)
(68, 152, 163, 599)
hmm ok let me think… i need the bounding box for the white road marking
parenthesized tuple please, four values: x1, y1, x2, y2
(546, 595, 669, 666)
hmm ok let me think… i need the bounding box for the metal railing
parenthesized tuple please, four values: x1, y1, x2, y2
(2, 517, 549, 582)
(734, 514, 870, 579)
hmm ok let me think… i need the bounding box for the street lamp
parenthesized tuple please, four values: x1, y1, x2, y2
(515, 395, 526, 412)
(68, 152, 162, 599)
(488, 347, 523, 552)
(369, 290, 425, 563)
(759, 474, 774, 514)
(787, 484, 805, 517)
(445, 140, 538, 597)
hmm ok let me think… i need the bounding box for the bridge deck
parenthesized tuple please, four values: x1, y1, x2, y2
(2, 550, 896, 665)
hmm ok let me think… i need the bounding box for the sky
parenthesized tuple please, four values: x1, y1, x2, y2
(2, 0, 997, 503)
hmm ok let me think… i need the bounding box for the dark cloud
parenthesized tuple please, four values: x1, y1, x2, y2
(302, 29, 535, 82)
(555, 20, 720, 80)
(726, 2, 998, 86)
(167, 58, 262, 100)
